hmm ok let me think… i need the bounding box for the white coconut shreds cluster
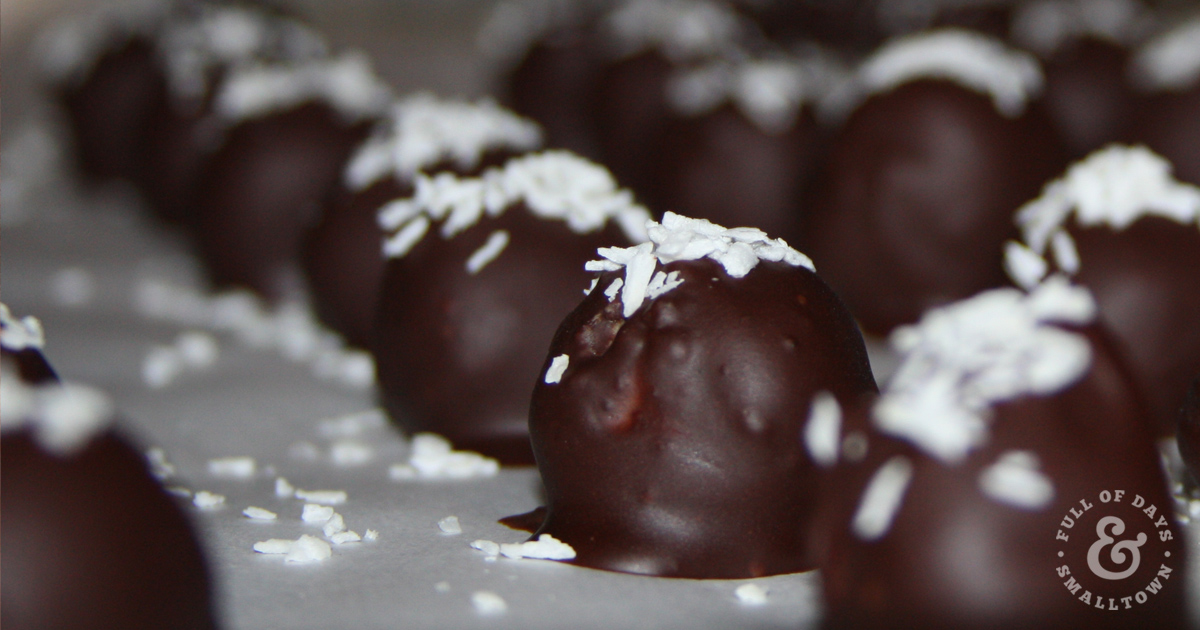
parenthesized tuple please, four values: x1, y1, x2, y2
(666, 51, 844, 135)
(586, 212, 814, 318)
(1131, 17, 1200, 92)
(1, 303, 46, 351)
(33, 0, 169, 86)
(0, 362, 114, 456)
(604, 0, 749, 62)
(215, 51, 393, 123)
(378, 150, 651, 258)
(343, 93, 543, 192)
(1006, 145, 1200, 290)
(1011, 0, 1149, 57)
(873, 275, 1096, 464)
(157, 5, 328, 101)
(849, 28, 1043, 119)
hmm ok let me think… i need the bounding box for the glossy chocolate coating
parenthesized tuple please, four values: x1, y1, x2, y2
(1068, 217, 1200, 436)
(528, 258, 877, 578)
(2, 429, 216, 630)
(802, 79, 1066, 336)
(189, 102, 373, 299)
(820, 326, 1187, 629)
(1040, 38, 1136, 160)
(655, 103, 822, 242)
(303, 152, 517, 349)
(374, 206, 636, 465)
(58, 36, 167, 184)
(1178, 377, 1200, 485)
(1127, 84, 1200, 187)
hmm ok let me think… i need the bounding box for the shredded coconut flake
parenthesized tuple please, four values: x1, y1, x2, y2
(145, 447, 176, 481)
(389, 433, 500, 480)
(285, 535, 332, 563)
(193, 491, 226, 510)
(0, 368, 114, 456)
(851, 456, 914, 541)
(215, 51, 392, 123)
(1012, 0, 1147, 57)
(852, 28, 1043, 118)
(208, 456, 257, 479)
(1013, 145, 1200, 283)
(465, 230, 511, 275)
(275, 477, 295, 498)
(1131, 17, 1200, 91)
(380, 151, 650, 258)
(544, 354, 570, 385)
(605, 0, 747, 62)
(1, 303, 46, 351)
(364, 529, 379, 541)
(243, 506, 278, 520)
(497, 534, 577, 560)
(253, 538, 295, 555)
(330, 440, 373, 466)
(735, 583, 769, 605)
(874, 277, 1095, 463)
(470, 539, 501, 557)
(295, 489, 347, 505)
(587, 212, 813, 317)
(438, 516, 463, 535)
(322, 513, 347, 537)
(344, 93, 542, 190)
(330, 530, 361, 544)
(804, 391, 842, 468)
(471, 591, 508, 615)
(978, 450, 1056, 510)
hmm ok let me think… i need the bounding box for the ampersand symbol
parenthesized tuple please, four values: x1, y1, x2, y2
(1086, 516, 1147, 580)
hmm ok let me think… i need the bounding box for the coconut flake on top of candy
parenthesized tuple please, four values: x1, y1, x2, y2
(1, 303, 46, 352)
(585, 212, 813, 318)
(343, 93, 543, 192)
(1130, 16, 1200, 92)
(157, 4, 328, 101)
(33, 0, 169, 86)
(215, 51, 393, 124)
(602, 0, 750, 62)
(1011, 0, 1152, 57)
(378, 150, 651, 258)
(0, 361, 114, 457)
(873, 275, 1096, 465)
(846, 28, 1044, 119)
(666, 50, 844, 134)
(1007, 144, 1200, 289)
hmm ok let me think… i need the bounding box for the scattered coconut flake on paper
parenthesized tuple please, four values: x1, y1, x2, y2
(735, 583, 769, 605)
(215, 51, 392, 123)
(471, 590, 508, 616)
(254, 535, 334, 563)
(145, 447, 177, 481)
(1, 372, 114, 456)
(275, 476, 295, 498)
(208, 456, 257, 479)
(253, 538, 295, 555)
(364, 529, 380, 541)
(464, 230, 511, 275)
(322, 513, 347, 537)
(605, 0, 747, 62)
(1, 302, 46, 351)
(438, 516, 463, 535)
(302, 503, 335, 524)
(193, 491, 226, 510)
(243, 506, 278, 520)
(388, 433, 499, 480)
(295, 489, 347, 505)
(330, 531, 361, 544)
(978, 450, 1056, 510)
(586, 212, 812, 317)
(498, 534, 576, 560)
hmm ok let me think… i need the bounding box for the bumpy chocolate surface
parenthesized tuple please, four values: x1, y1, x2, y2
(802, 79, 1065, 335)
(1179, 377, 1200, 484)
(374, 207, 635, 465)
(2, 429, 216, 630)
(1068, 217, 1200, 436)
(189, 102, 372, 299)
(58, 36, 166, 184)
(820, 326, 1187, 629)
(527, 257, 877, 578)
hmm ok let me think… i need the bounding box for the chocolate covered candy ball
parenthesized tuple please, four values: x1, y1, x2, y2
(373, 151, 650, 464)
(1009, 145, 1200, 436)
(527, 213, 877, 578)
(1127, 18, 1200, 187)
(303, 95, 541, 348)
(815, 280, 1187, 629)
(802, 29, 1066, 336)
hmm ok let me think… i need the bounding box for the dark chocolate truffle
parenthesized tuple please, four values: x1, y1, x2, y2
(39, 2, 170, 184)
(1127, 18, 1200, 187)
(814, 279, 1187, 629)
(188, 52, 391, 299)
(802, 29, 1067, 336)
(138, 3, 329, 224)
(303, 94, 542, 348)
(1, 357, 216, 630)
(373, 151, 651, 464)
(526, 213, 877, 578)
(1007, 144, 1200, 436)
